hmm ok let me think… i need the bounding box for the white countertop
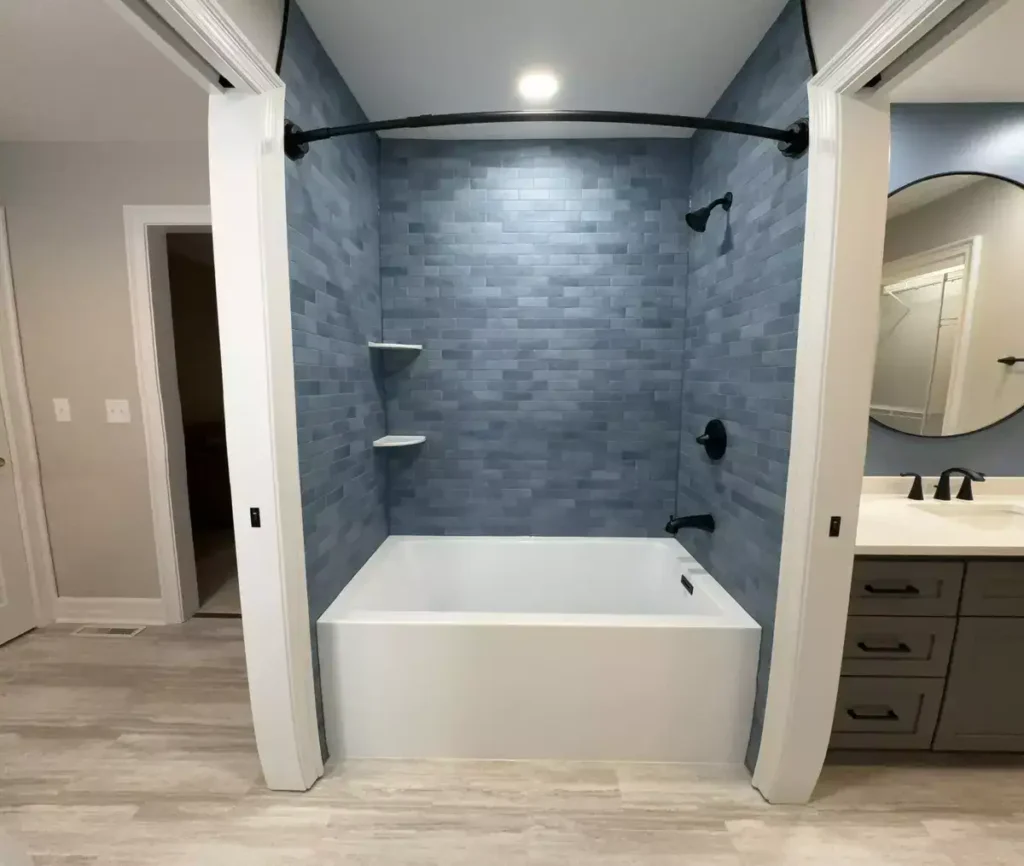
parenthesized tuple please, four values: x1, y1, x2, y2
(857, 477, 1024, 557)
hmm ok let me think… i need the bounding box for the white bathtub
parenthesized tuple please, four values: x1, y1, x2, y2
(317, 536, 760, 763)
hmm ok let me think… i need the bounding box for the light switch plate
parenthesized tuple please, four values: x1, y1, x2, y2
(105, 399, 131, 424)
(53, 398, 71, 423)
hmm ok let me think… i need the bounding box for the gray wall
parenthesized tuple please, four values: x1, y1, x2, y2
(379, 140, 689, 536)
(674, 0, 810, 768)
(0, 141, 210, 600)
(865, 103, 1024, 476)
(805, 0, 886, 67)
(216, 0, 284, 66)
(281, 6, 387, 746)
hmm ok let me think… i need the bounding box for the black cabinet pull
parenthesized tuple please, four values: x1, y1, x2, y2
(864, 584, 920, 596)
(997, 357, 1023, 366)
(847, 707, 898, 721)
(857, 641, 911, 654)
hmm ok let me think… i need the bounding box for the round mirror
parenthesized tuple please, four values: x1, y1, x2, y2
(871, 172, 1024, 437)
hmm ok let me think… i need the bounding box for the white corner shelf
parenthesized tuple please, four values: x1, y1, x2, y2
(373, 435, 426, 449)
(368, 341, 423, 351)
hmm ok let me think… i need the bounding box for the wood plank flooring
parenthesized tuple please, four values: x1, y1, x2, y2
(2, 620, 1024, 864)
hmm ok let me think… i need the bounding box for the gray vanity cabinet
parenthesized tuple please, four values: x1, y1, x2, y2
(831, 557, 1024, 753)
(933, 618, 1024, 751)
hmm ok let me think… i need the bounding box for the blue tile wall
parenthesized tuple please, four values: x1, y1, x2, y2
(379, 140, 690, 536)
(674, 0, 810, 768)
(281, 7, 387, 749)
(866, 103, 1024, 476)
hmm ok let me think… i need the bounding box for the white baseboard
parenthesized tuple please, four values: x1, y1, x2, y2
(53, 596, 168, 625)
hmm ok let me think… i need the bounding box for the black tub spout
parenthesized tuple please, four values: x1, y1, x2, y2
(665, 514, 715, 535)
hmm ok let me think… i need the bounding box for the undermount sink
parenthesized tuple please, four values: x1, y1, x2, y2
(910, 501, 1024, 530)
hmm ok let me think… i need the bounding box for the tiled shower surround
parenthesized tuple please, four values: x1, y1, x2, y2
(380, 140, 691, 536)
(283, 0, 812, 764)
(283, 8, 387, 624)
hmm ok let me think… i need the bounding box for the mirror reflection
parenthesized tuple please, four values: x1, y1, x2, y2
(871, 173, 1024, 436)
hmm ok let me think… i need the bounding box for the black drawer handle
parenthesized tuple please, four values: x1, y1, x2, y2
(864, 584, 920, 596)
(857, 641, 912, 654)
(847, 707, 899, 721)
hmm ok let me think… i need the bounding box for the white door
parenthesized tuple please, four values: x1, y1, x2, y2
(0, 396, 34, 645)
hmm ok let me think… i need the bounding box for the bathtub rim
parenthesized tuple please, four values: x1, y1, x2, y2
(318, 535, 759, 631)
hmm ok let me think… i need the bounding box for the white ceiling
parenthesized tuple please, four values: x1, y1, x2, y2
(0, 0, 206, 142)
(887, 174, 984, 219)
(297, 0, 790, 139)
(892, 0, 1024, 102)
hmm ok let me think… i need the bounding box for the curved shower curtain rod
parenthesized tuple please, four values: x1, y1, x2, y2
(283, 111, 809, 161)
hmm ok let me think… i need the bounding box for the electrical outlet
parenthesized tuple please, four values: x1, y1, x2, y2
(53, 398, 71, 423)
(105, 399, 131, 424)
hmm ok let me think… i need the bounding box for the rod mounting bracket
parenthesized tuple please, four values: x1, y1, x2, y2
(284, 120, 309, 161)
(778, 118, 809, 158)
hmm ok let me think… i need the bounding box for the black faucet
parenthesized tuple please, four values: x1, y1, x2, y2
(665, 514, 715, 534)
(934, 467, 986, 501)
(901, 472, 924, 501)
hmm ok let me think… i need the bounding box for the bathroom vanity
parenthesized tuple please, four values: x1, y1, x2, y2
(831, 479, 1024, 753)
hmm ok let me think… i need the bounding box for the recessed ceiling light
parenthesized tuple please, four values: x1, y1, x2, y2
(518, 71, 559, 103)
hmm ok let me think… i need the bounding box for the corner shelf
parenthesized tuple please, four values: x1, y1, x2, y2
(368, 341, 423, 351)
(373, 435, 426, 449)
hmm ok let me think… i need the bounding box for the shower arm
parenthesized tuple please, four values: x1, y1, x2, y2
(283, 111, 809, 161)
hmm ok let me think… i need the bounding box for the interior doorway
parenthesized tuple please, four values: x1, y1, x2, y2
(125, 206, 241, 623)
(163, 232, 239, 617)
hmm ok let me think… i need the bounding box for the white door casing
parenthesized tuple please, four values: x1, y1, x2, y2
(125, 206, 211, 624)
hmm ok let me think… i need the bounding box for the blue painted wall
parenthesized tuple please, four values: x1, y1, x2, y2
(866, 103, 1024, 476)
(674, 0, 810, 767)
(380, 140, 690, 536)
(281, 8, 387, 746)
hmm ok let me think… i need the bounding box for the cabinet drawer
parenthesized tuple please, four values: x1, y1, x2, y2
(850, 560, 963, 616)
(961, 561, 1024, 616)
(831, 677, 944, 749)
(841, 616, 955, 677)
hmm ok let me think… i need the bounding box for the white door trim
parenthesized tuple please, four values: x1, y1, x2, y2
(112, 0, 322, 791)
(0, 208, 58, 626)
(209, 90, 323, 793)
(752, 0, 1009, 804)
(124, 205, 211, 624)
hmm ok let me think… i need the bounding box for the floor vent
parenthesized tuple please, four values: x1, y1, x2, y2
(71, 625, 146, 638)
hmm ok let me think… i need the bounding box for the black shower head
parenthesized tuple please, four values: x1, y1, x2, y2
(685, 192, 733, 233)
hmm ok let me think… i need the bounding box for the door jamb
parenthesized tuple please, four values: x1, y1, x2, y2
(0, 207, 58, 626)
(752, 0, 1009, 804)
(124, 205, 211, 624)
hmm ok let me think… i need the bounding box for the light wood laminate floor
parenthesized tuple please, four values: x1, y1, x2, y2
(3, 621, 1024, 864)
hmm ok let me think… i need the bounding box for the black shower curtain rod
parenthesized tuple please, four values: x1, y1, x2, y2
(283, 111, 809, 161)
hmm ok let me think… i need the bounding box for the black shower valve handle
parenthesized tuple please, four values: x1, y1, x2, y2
(695, 419, 727, 460)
